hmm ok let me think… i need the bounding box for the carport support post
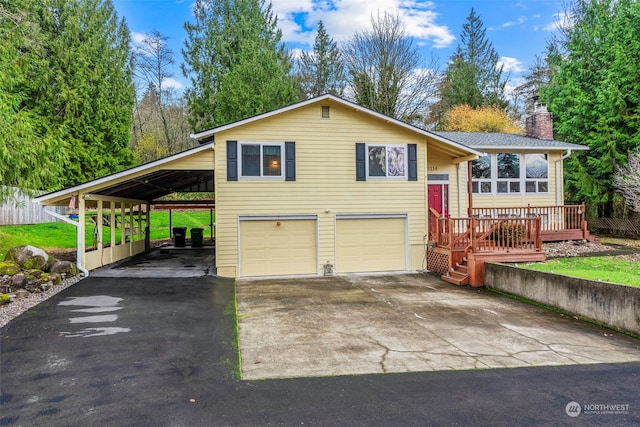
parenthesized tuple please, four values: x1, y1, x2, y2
(77, 194, 86, 268)
(145, 202, 151, 250)
(97, 200, 103, 252)
(169, 208, 173, 240)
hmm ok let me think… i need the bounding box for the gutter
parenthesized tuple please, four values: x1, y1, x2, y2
(555, 149, 572, 206)
(43, 210, 90, 277)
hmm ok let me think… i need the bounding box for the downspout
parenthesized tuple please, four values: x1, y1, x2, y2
(555, 149, 572, 206)
(43, 211, 90, 277)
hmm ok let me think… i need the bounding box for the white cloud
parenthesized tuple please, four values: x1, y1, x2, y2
(543, 11, 573, 32)
(501, 16, 527, 28)
(270, 0, 454, 49)
(498, 56, 525, 73)
(162, 77, 184, 90)
(130, 31, 146, 45)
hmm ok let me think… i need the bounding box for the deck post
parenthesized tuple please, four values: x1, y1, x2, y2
(467, 161, 473, 217)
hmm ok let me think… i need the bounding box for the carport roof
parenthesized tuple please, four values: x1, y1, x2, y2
(35, 143, 214, 206)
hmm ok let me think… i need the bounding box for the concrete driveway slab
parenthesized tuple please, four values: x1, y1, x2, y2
(237, 273, 640, 379)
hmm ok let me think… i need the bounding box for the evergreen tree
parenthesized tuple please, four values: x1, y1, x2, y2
(25, 0, 135, 187)
(343, 12, 439, 125)
(295, 21, 346, 99)
(432, 8, 508, 127)
(0, 6, 63, 203)
(543, 0, 640, 217)
(182, 0, 297, 130)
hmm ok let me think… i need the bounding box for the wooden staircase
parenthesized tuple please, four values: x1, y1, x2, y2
(441, 257, 470, 286)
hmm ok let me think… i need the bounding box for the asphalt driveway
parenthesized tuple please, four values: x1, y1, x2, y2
(237, 273, 640, 379)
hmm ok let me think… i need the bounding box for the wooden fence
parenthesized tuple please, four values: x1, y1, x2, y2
(0, 188, 66, 225)
(588, 217, 640, 238)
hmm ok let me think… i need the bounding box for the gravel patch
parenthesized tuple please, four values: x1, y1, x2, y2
(0, 275, 83, 329)
(542, 240, 617, 258)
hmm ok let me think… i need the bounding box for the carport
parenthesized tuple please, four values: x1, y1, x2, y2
(34, 144, 215, 273)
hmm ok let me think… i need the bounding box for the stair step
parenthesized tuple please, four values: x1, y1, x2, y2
(441, 274, 469, 286)
(455, 264, 468, 273)
(449, 270, 468, 280)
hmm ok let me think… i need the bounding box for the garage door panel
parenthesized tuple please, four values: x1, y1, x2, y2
(240, 219, 317, 277)
(336, 218, 406, 273)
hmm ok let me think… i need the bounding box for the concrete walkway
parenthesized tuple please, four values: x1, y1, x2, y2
(238, 274, 640, 380)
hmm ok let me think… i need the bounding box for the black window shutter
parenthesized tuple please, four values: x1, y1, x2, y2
(356, 143, 366, 181)
(408, 144, 417, 181)
(285, 141, 296, 181)
(227, 140, 238, 181)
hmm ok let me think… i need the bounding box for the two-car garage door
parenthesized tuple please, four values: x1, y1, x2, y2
(238, 215, 408, 277)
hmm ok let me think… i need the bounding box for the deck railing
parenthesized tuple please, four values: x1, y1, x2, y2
(472, 204, 586, 233)
(434, 216, 542, 253)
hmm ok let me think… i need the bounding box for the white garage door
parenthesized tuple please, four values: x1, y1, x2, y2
(336, 216, 407, 273)
(239, 218, 317, 277)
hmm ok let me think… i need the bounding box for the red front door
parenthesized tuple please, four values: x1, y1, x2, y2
(428, 184, 449, 216)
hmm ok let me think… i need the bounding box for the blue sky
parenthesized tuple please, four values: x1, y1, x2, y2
(113, 0, 567, 94)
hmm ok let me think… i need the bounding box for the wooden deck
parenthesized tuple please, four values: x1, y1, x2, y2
(428, 204, 592, 287)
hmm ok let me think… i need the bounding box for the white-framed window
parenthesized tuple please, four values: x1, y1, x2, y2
(239, 142, 284, 179)
(367, 144, 407, 179)
(497, 153, 521, 193)
(471, 152, 549, 195)
(525, 153, 549, 193)
(471, 155, 492, 194)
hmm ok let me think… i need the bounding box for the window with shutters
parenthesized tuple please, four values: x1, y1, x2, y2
(239, 142, 284, 179)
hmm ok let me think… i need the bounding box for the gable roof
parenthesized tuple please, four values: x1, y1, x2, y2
(432, 131, 589, 151)
(191, 94, 483, 158)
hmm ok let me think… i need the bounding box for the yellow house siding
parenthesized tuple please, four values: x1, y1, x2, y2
(214, 102, 428, 276)
(166, 149, 214, 170)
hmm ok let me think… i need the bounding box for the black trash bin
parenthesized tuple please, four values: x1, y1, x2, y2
(191, 228, 204, 247)
(173, 226, 187, 247)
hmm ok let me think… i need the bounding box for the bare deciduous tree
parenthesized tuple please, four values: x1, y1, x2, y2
(613, 150, 640, 213)
(342, 12, 439, 125)
(133, 30, 192, 161)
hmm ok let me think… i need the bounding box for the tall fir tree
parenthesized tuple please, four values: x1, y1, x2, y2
(25, 0, 135, 187)
(182, 0, 297, 130)
(543, 0, 640, 217)
(295, 20, 346, 99)
(432, 8, 508, 128)
(0, 5, 63, 203)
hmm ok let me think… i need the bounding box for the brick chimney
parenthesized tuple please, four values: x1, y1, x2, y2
(525, 100, 554, 140)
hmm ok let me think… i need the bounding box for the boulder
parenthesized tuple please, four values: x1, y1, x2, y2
(11, 273, 26, 288)
(5, 245, 51, 271)
(13, 289, 30, 299)
(0, 261, 20, 276)
(49, 260, 78, 276)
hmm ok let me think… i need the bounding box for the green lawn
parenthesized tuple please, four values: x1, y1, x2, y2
(520, 256, 640, 287)
(0, 211, 215, 259)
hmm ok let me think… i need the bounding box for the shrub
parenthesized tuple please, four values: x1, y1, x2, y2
(491, 221, 526, 246)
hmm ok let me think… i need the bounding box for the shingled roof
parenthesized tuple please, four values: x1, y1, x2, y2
(432, 131, 589, 151)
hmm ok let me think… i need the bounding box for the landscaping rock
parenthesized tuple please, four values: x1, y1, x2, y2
(13, 289, 30, 299)
(11, 273, 26, 289)
(50, 260, 78, 276)
(0, 261, 20, 276)
(5, 245, 51, 271)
